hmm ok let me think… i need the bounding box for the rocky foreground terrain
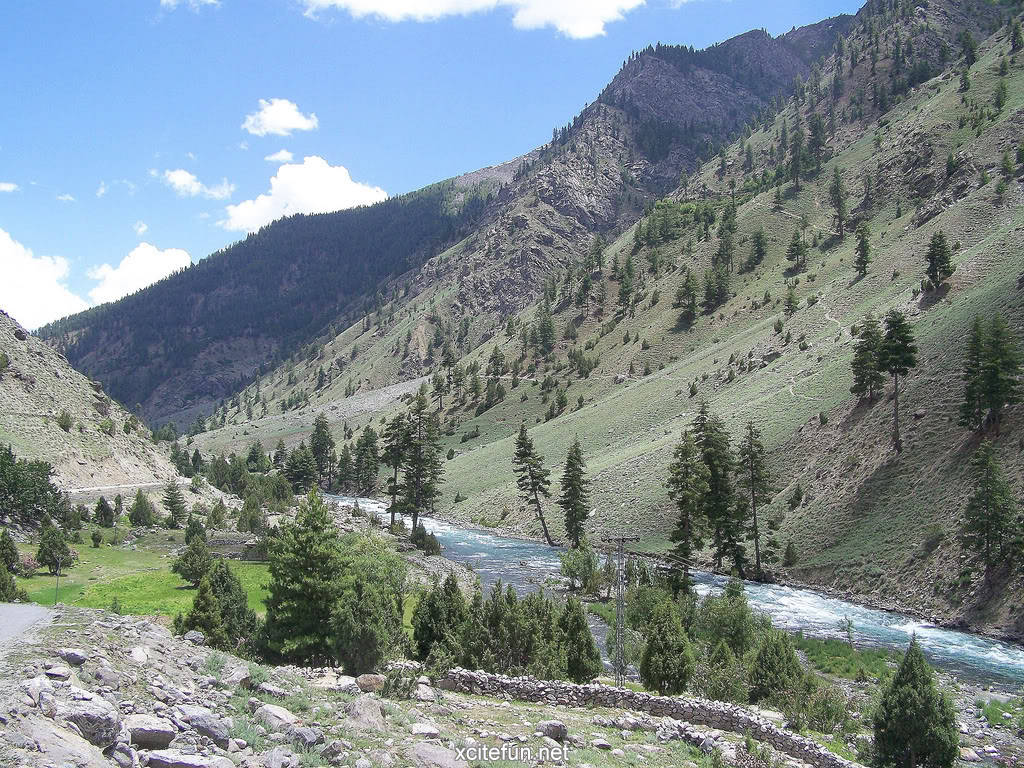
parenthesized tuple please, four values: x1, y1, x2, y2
(2, 605, 1021, 768)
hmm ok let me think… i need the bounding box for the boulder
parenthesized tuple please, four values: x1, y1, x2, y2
(406, 742, 469, 768)
(9, 714, 110, 768)
(356, 673, 386, 693)
(21, 674, 54, 706)
(45, 664, 72, 681)
(130, 646, 150, 664)
(57, 647, 90, 666)
(175, 704, 231, 748)
(183, 630, 205, 645)
(344, 695, 385, 731)
(415, 683, 436, 702)
(592, 738, 612, 750)
(287, 725, 324, 748)
(411, 722, 440, 737)
(255, 702, 298, 732)
(258, 681, 289, 698)
(144, 749, 234, 768)
(55, 688, 122, 747)
(960, 748, 982, 762)
(95, 665, 123, 688)
(124, 713, 177, 749)
(263, 745, 299, 768)
(536, 720, 567, 742)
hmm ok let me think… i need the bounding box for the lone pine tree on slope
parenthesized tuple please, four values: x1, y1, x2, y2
(879, 310, 917, 452)
(512, 421, 556, 546)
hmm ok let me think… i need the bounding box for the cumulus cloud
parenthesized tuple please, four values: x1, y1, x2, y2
(0, 182, 19, 193)
(264, 149, 294, 164)
(96, 181, 108, 197)
(87, 242, 191, 305)
(0, 228, 89, 329)
(56, 193, 75, 202)
(133, 220, 149, 236)
(162, 168, 234, 200)
(221, 155, 387, 232)
(242, 99, 319, 137)
(300, 0, 644, 37)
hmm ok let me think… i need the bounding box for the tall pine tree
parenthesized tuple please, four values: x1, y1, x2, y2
(557, 437, 590, 549)
(737, 421, 773, 581)
(381, 413, 408, 528)
(401, 387, 444, 532)
(693, 402, 739, 571)
(851, 315, 884, 403)
(961, 442, 1017, 586)
(667, 431, 710, 592)
(879, 310, 918, 452)
(854, 221, 871, 275)
(959, 316, 987, 431)
(982, 314, 1020, 436)
(925, 230, 953, 287)
(512, 421, 555, 546)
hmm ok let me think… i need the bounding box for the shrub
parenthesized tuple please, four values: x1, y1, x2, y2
(18, 554, 39, 578)
(91, 530, 103, 548)
(560, 540, 599, 593)
(171, 538, 213, 587)
(783, 542, 799, 567)
(37, 526, 72, 574)
(749, 630, 802, 704)
(640, 601, 695, 695)
(57, 409, 73, 432)
(0, 528, 18, 573)
(0, 564, 28, 602)
(410, 523, 441, 556)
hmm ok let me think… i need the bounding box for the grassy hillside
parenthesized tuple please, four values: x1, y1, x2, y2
(192, 1, 1024, 636)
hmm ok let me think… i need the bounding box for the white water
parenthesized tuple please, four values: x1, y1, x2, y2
(331, 496, 1024, 687)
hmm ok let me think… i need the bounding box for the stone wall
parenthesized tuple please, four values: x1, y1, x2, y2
(437, 668, 863, 768)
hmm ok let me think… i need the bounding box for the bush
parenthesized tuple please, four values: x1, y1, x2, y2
(695, 639, 748, 703)
(128, 490, 156, 527)
(749, 630, 802, 704)
(333, 576, 403, 675)
(560, 540, 599, 593)
(91, 530, 103, 548)
(0, 564, 28, 602)
(57, 409, 73, 432)
(783, 542, 798, 567)
(171, 538, 213, 587)
(18, 554, 39, 578)
(640, 601, 695, 695)
(410, 523, 441, 555)
(37, 526, 72, 574)
(0, 528, 18, 573)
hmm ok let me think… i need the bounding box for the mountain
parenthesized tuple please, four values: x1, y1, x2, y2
(189, 0, 1023, 637)
(37, 16, 854, 429)
(0, 310, 177, 490)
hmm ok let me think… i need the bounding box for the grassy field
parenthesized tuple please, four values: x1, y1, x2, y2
(15, 528, 269, 618)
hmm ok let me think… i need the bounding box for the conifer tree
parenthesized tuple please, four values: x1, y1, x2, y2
(129, 489, 155, 527)
(310, 413, 335, 485)
(785, 230, 807, 272)
(737, 421, 772, 581)
(784, 284, 798, 316)
(925, 231, 953, 287)
(0, 527, 17, 573)
(513, 421, 555, 545)
(747, 229, 767, 271)
(162, 483, 187, 528)
(559, 596, 602, 683)
(557, 437, 590, 549)
(667, 431, 709, 592)
(172, 537, 213, 587)
(879, 310, 918, 452)
(264, 489, 344, 665)
(851, 315, 884, 403)
(400, 387, 444, 532)
(353, 425, 380, 494)
(285, 443, 318, 493)
(790, 116, 804, 191)
(177, 576, 229, 649)
(332, 575, 402, 675)
(873, 638, 958, 768)
(982, 314, 1020, 436)
(829, 166, 847, 237)
(36, 525, 70, 575)
(960, 316, 987, 431)
(95, 496, 114, 527)
(693, 402, 739, 571)
(337, 443, 353, 493)
(854, 221, 871, 275)
(961, 442, 1017, 586)
(0, 560, 28, 602)
(273, 439, 287, 468)
(381, 413, 409, 527)
(639, 601, 695, 695)
(206, 558, 258, 647)
(749, 629, 802, 703)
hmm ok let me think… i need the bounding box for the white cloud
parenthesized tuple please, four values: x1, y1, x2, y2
(221, 155, 387, 232)
(96, 181, 108, 197)
(133, 220, 149, 236)
(300, 0, 644, 38)
(242, 99, 319, 137)
(264, 149, 294, 164)
(87, 242, 191, 305)
(160, 0, 219, 10)
(0, 182, 19, 193)
(162, 168, 235, 200)
(0, 228, 88, 329)
(56, 193, 75, 202)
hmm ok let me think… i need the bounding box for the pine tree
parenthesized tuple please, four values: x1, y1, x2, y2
(784, 284, 798, 316)
(747, 229, 767, 271)
(332, 575, 402, 675)
(310, 414, 335, 485)
(264, 489, 344, 665)
(879, 310, 918, 452)
(925, 231, 953, 287)
(677, 269, 698, 326)
(0, 527, 17, 573)
(557, 437, 590, 548)
(162, 483, 187, 529)
(172, 537, 213, 587)
(639, 601, 695, 695)
(273, 439, 287, 468)
(749, 630, 802, 703)
(667, 431, 709, 592)
(337, 443, 353, 493)
(737, 421, 772, 580)
(184, 515, 206, 545)
(400, 387, 444, 532)
(353, 425, 380, 494)
(381, 413, 409, 527)
(959, 316, 987, 431)
(129, 489, 155, 527)
(559, 596, 602, 683)
(785, 230, 807, 272)
(178, 576, 229, 649)
(95, 496, 114, 527)
(790, 116, 804, 191)
(873, 638, 958, 768)
(851, 315, 884, 403)
(693, 402, 738, 572)
(285, 443, 318, 493)
(206, 558, 258, 647)
(0, 560, 28, 602)
(512, 421, 555, 546)
(982, 314, 1020, 436)
(829, 166, 847, 237)
(36, 525, 70, 575)
(854, 221, 871, 275)
(961, 442, 1017, 587)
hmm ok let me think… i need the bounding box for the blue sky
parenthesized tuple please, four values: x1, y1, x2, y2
(0, 0, 858, 329)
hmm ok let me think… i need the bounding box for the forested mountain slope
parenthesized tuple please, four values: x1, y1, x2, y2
(38, 16, 855, 429)
(193, 0, 1024, 636)
(0, 311, 177, 489)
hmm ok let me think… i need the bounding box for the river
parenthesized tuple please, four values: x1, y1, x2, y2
(330, 496, 1024, 687)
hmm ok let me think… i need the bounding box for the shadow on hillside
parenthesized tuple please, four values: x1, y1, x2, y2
(918, 281, 951, 310)
(839, 398, 877, 431)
